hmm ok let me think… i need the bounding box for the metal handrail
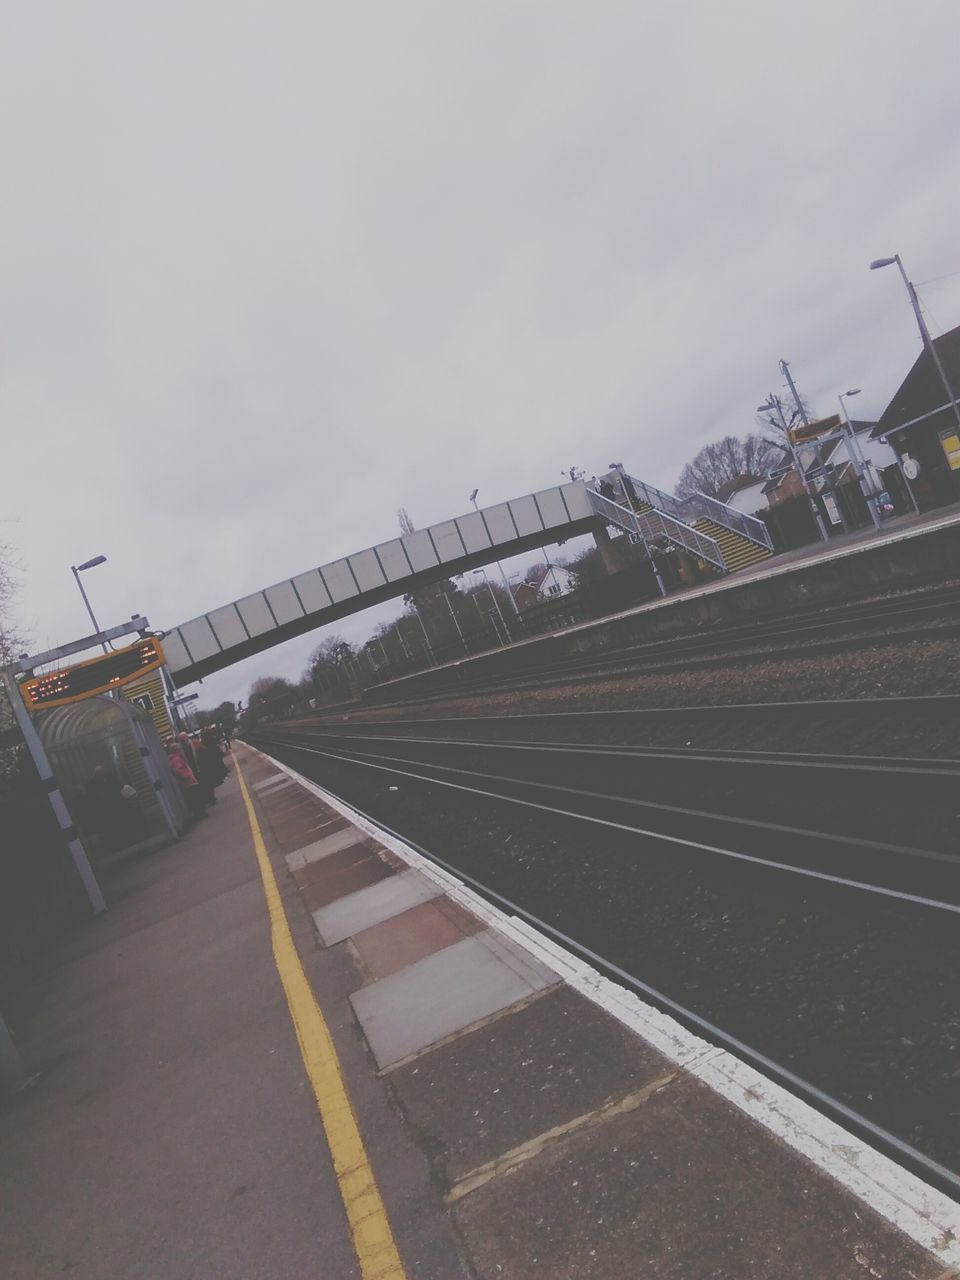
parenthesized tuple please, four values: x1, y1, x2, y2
(617, 473, 773, 551)
(589, 491, 727, 572)
(687, 490, 774, 550)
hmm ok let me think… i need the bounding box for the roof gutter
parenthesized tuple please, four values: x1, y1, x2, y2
(873, 396, 960, 438)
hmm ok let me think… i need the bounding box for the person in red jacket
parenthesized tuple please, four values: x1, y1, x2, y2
(165, 741, 206, 820)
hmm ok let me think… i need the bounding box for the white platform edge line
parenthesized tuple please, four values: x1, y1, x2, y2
(250, 746, 960, 1264)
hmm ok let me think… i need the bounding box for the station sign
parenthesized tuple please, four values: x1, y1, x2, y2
(788, 414, 841, 446)
(20, 638, 166, 711)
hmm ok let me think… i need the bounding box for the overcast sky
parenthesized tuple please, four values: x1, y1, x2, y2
(5, 1, 960, 709)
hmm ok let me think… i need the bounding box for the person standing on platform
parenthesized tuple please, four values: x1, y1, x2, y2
(166, 740, 205, 820)
(195, 729, 227, 806)
(176, 731, 199, 777)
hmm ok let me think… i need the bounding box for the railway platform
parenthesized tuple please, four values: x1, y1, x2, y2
(4, 744, 957, 1279)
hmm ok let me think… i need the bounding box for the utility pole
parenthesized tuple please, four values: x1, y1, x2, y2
(781, 361, 849, 533)
(759, 390, 828, 541)
(780, 359, 810, 428)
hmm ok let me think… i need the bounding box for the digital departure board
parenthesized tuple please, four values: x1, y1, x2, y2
(20, 638, 166, 710)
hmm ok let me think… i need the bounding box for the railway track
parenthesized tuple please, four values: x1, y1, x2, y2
(358, 582, 960, 706)
(248, 709, 960, 1195)
(262, 725, 960, 909)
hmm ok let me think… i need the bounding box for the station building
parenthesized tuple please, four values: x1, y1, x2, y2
(872, 322, 960, 511)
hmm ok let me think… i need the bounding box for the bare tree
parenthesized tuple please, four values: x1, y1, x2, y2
(675, 433, 783, 499)
(0, 537, 27, 780)
(245, 675, 298, 723)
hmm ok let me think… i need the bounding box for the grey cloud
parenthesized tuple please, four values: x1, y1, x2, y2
(3, 1, 959, 707)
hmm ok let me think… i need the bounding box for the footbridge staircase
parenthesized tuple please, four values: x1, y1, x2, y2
(591, 472, 773, 575)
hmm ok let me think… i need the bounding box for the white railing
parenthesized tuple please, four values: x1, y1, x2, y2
(589, 490, 727, 572)
(685, 491, 774, 550)
(614, 474, 773, 551)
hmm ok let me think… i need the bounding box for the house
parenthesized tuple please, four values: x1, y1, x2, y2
(871, 323, 960, 510)
(533, 564, 576, 600)
(513, 564, 577, 610)
(718, 474, 768, 517)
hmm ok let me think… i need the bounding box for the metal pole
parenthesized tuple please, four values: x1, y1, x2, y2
(412, 609, 437, 665)
(471, 496, 521, 618)
(892, 256, 960, 431)
(765, 391, 828, 540)
(838, 395, 881, 531)
(477, 568, 510, 638)
(780, 363, 851, 529)
(115, 699, 181, 839)
(442, 589, 467, 652)
(1, 666, 107, 914)
(0, 1013, 28, 1093)
(71, 567, 108, 653)
(647, 547, 668, 597)
(780, 360, 810, 427)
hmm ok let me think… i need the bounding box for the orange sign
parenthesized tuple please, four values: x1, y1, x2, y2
(21, 638, 166, 710)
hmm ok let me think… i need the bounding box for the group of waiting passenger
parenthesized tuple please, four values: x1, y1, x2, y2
(164, 728, 230, 819)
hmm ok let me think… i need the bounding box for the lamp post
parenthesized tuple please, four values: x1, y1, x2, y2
(69, 555, 181, 841)
(837, 389, 881, 531)
(472, 568, 509, 644)
(71, 555, 109, 652)
(469, 489, 521, 619)
(870, 255, 960, 431)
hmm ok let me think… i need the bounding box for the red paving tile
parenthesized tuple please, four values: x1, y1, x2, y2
(294, 845, 396, 912)
(352, 897, 483, 981)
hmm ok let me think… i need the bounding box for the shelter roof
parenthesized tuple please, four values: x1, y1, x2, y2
(874, 324, 960, 437)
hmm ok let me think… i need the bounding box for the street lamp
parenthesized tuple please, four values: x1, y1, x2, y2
(468, 488, 521, 619)
(836, 389, 881, 531)
(71, 555, 109, 652)
(870, 255, 960, 430)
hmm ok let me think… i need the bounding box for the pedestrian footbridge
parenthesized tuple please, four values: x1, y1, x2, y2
(163, 474, 773, 686)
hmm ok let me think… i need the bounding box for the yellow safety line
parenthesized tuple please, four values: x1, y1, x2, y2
(234, 755, 407, 1280)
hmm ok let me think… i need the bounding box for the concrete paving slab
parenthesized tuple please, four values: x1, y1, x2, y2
(294, 845, 394, 913)
(252, 773, 296, 793)
(455, 1071, 945, 1280)
(391, 984, 673, 1185)
(350, 929, 557, 1070)
(285, 825, 370, 872)
(352, 897, 483, 982)
(313, 868, 445, 947)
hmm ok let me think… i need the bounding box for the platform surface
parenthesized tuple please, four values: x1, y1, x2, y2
(2, 743, 957, 1279)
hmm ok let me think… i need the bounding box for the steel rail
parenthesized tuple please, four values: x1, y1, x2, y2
(300, 692, 960, 730)
(280, 727, 960, 776)
(262, 735, 960, 909)
(256, 742, 960, 1199)
(365, 616, 960, 707)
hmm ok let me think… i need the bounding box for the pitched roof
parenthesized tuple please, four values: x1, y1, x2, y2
(874, 323, 960, 436)
(717, 474, 765, 502)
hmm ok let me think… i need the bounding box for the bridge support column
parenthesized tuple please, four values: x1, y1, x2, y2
(593, 525, 633, 574)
